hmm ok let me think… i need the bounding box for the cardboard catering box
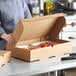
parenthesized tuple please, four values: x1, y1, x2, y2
(0, 51, 11, 67)
(6, 13, 72, 62)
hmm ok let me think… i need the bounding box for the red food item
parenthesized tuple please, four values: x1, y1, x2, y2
(36, 45, 41, 48)
(30, 44, 41, 50)
(48, 43, 58, 47)
(40, 42, 49, 47)
(30, 46, 36, 50)
(30, 48, 35, 50)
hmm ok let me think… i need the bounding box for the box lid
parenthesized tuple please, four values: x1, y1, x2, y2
(12, 13, 66, 45)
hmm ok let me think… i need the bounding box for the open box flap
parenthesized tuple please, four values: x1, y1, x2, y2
(12, 13, 66, 46)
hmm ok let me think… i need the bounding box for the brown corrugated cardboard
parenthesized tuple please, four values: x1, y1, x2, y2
(6, 13, 72, 61)
(0, 51, 11, 67)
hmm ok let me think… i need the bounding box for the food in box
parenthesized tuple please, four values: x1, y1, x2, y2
(16, 41, 58, 50)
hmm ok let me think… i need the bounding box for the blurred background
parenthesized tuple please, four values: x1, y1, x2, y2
(29, 0, 76, 17)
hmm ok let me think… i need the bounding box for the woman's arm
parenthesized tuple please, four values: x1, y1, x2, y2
(0, 10, 15, 44)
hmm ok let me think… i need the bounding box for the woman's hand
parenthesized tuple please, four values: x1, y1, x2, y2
(1, 33, 15, 44)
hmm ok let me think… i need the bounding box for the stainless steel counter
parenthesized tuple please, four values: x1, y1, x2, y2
(0, 47, 76, 76)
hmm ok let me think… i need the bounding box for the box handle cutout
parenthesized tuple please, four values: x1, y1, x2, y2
(2, 55, 4, 57)
(49, 56, 55, 59)
(31, 59, 40, 62)
(1, 64, 5, 67)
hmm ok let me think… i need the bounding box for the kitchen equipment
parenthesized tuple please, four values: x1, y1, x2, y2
(59, 15, 76, 48)
(63, 15, 76, 32)
(53, 0, 76, 15)
(73, 2, 76, 10)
